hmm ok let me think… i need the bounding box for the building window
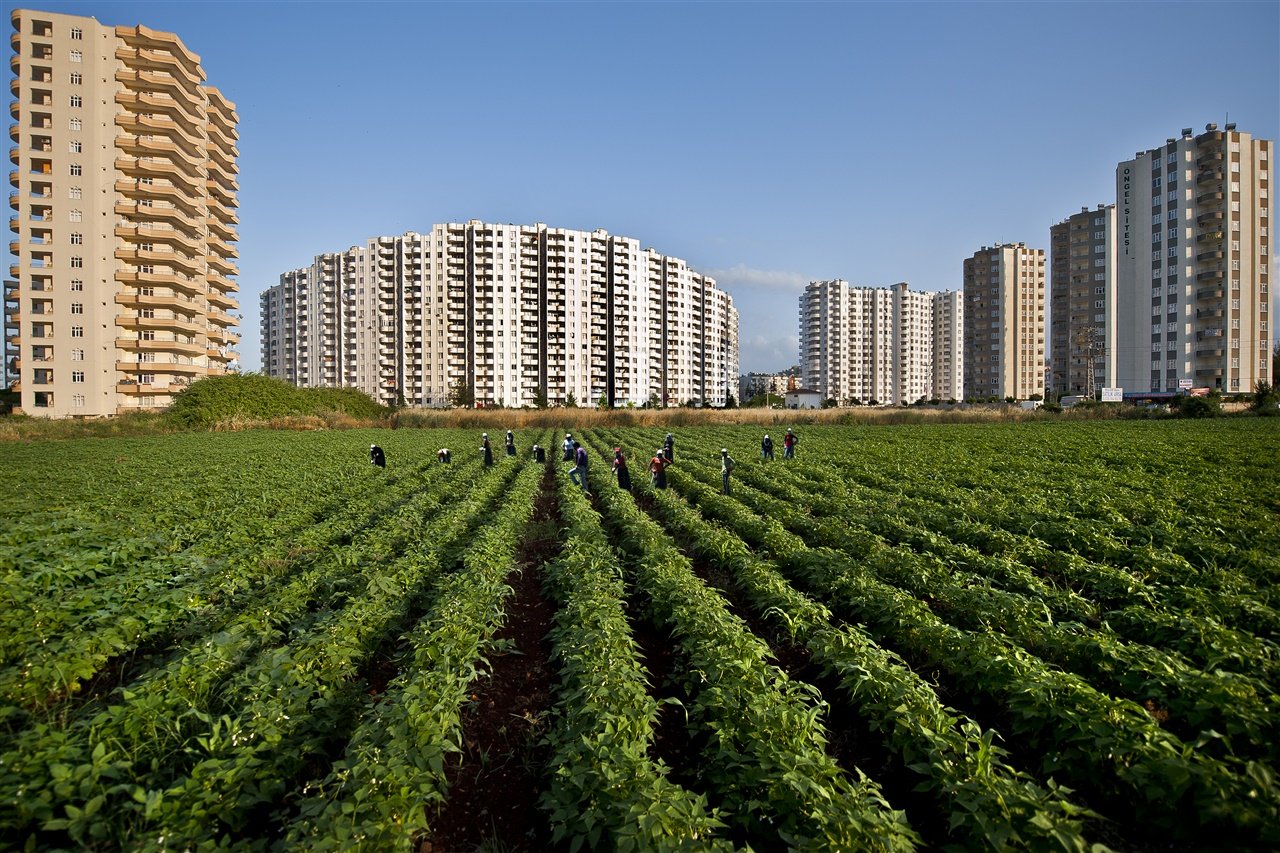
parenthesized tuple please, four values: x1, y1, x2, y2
(69, 233, 82, 244)
(140, 330, 155, 340)
(69, 210, 81, 222)
(69, 141, 81, 153)
(70, 27, 83, 40)
(71, 370, 85, 383)
(72, 394, 85, 408)
(71, 348, 84, 360)
(70, 257, 83, 268)
(139, 373, 155, 384)
(69, 117, 81, 131)
(70, 279, 83, 291)
(69, 164, 81, 176)
(34, 392, 53, 408)
(70, 49, 82, 62)
(69, 95, 82, 108)
(71, 325, 84, 338)
(69, 187, 81, 199)
(70, 302, 83, 314)
(70, 71, 82, 85)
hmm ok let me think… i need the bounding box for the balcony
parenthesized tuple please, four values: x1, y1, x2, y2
(1195, 249, 1224, 263)
(1195, 367, 1224, 378)
(116, 359, 203, 375)
(1196, 210, 1224, 226)
(116, 337, 205, 357)
(1197, 230, 1224, 245)
(116, 313, 201, 334)
(1195, 306, 1224, 320)
(1195, 269, 1223, 283)
(1197, 190, 1224, 206)
(1196, 169, 1222, 186)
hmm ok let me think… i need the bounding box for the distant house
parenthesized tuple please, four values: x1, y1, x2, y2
(785, 388, 823, 409)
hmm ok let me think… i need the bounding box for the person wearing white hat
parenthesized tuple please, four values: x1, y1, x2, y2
(720, 448, 735, 495)
(369, 444, 386, 468)
(783, 427, 798, 460)
(481, 433, 494, 467)
(505, 429, 516, 456)
(761, 433, 774, 461)
(562, 432, 575, 462)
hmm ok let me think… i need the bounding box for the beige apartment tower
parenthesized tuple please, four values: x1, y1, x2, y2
(1115, 125, 1271, 394)
(963, 243, 1046, 400)
(799, 279, 963, 405)
(5, 9, 239, 416)
(1050, 205, 1117, 397)
(262, 222, 739, 408)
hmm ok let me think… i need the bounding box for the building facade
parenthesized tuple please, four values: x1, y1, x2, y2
(1115, 125, 1271, 394)
(963, 243, 1046, 401)
(738, 369, 798, 402)
(262, 222, 739, 408)
(799, 279, 963, 405)
(5, 9, 240, 416)
(1050, 204, 1116, 396)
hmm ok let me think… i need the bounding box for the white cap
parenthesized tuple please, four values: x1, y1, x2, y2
(764, 434, 769, 439)
(721, 448, 728, 454)
(483, 433, 488, 437)
(370, 444, 376, 448)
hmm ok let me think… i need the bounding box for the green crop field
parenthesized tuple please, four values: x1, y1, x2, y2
(2, 420, 1278, 851)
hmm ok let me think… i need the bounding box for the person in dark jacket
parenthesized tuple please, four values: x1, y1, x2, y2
(663, 433, 675, 464)
(562, 433, 575, 462)
(783, 428, 798, 460)
(481, 433, 494, 467)
(505, 430, 516, 456)
(613, 447, 631, 491)
(369, 444, 386, 468)
(569, 442, 589, 492)
(437, 448, 451, 463)
(650, 448, 667, 489)
(761, 433, 774, 461)
(721, 448, 735, 495)
(533, 444, 546, 463)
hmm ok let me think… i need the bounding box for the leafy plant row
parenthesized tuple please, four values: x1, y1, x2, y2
(618, 458, 1096, 852)
(538, 463, 734, 851)
(644, 447, 1278, 846)
(694, 456, 1280, 764)
(0, 449, 511, 848)
(281, 454, 547, 851)
(581, 441, 919, 851)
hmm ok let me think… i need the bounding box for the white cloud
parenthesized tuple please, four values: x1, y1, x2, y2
(705, 264, 809, 292)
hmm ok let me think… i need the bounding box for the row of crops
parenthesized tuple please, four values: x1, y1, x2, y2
(2, 420, 1277, 850)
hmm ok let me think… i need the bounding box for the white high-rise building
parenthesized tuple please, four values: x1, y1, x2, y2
(963, 243, 1046, 401)
(1115, 124, 1272, 394)
(262, 221, 739, 408)
(799, 279, 963, 405)
(5, 9, 240, 417)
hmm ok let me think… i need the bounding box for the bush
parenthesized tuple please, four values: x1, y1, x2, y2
(165, 374, 386, 428)
(1250, 381, 1280, 415)
(1171, 391, 1222, 419)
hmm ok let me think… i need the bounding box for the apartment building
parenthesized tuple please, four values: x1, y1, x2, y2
(262, 221, 739, 408)
(4, 9, 240, 416)
(799, 279, 963, 405)
(1115, 125, 1271, 394)
(931, 289, 964, 401)
(1050, 204, 1116, 396)
(739, 369, 798, 402)
(963, 243, 1046, 401)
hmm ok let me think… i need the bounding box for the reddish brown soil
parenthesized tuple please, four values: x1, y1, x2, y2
(420, 466, 559, 853)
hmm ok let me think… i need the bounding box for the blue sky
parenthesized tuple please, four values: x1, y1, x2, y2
(25, 0, 1280, 372)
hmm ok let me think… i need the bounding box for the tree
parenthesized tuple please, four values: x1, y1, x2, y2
(532, 386, 549, 410)
(448, 379, 473, 408)
(1251, 381, 1279, 414)
(564, 391, 578, 408)
(645, 390, 660, 409)
(597, 392, 609, 409)
(723, 392, 737, 409)
(1273, 340, 1280, 383)
(821, 397, 838, 409)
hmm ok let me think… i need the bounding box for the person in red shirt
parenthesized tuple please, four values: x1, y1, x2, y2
(649, 449, 667, 489)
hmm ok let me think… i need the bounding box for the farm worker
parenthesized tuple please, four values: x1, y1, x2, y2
(761, 433, 774, 461)
(663, 433, 675, 464)
(613, 447, 632, 492)
(562, 433, 575, 462)
(533, 444, 546, 463)
(650, 448, 668, 490)
(783, 428, 798, 460)
(721, 448, 735, 495)
(569, 442, 590, 492)
(505, 430, 516, 456)
(481, 433, 494, 467)
(437, 448, 451, 463)
(369, 444, 386, 468)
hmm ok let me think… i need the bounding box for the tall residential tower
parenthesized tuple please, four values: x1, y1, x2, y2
(262, 222, 739, 408)
(5, 9, 239, 417)
(799, 279, 963, 405)
(963, 243, 1046, 401)
(1050, 205, 1116, 396)
(1115, 124, 1271, 394)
